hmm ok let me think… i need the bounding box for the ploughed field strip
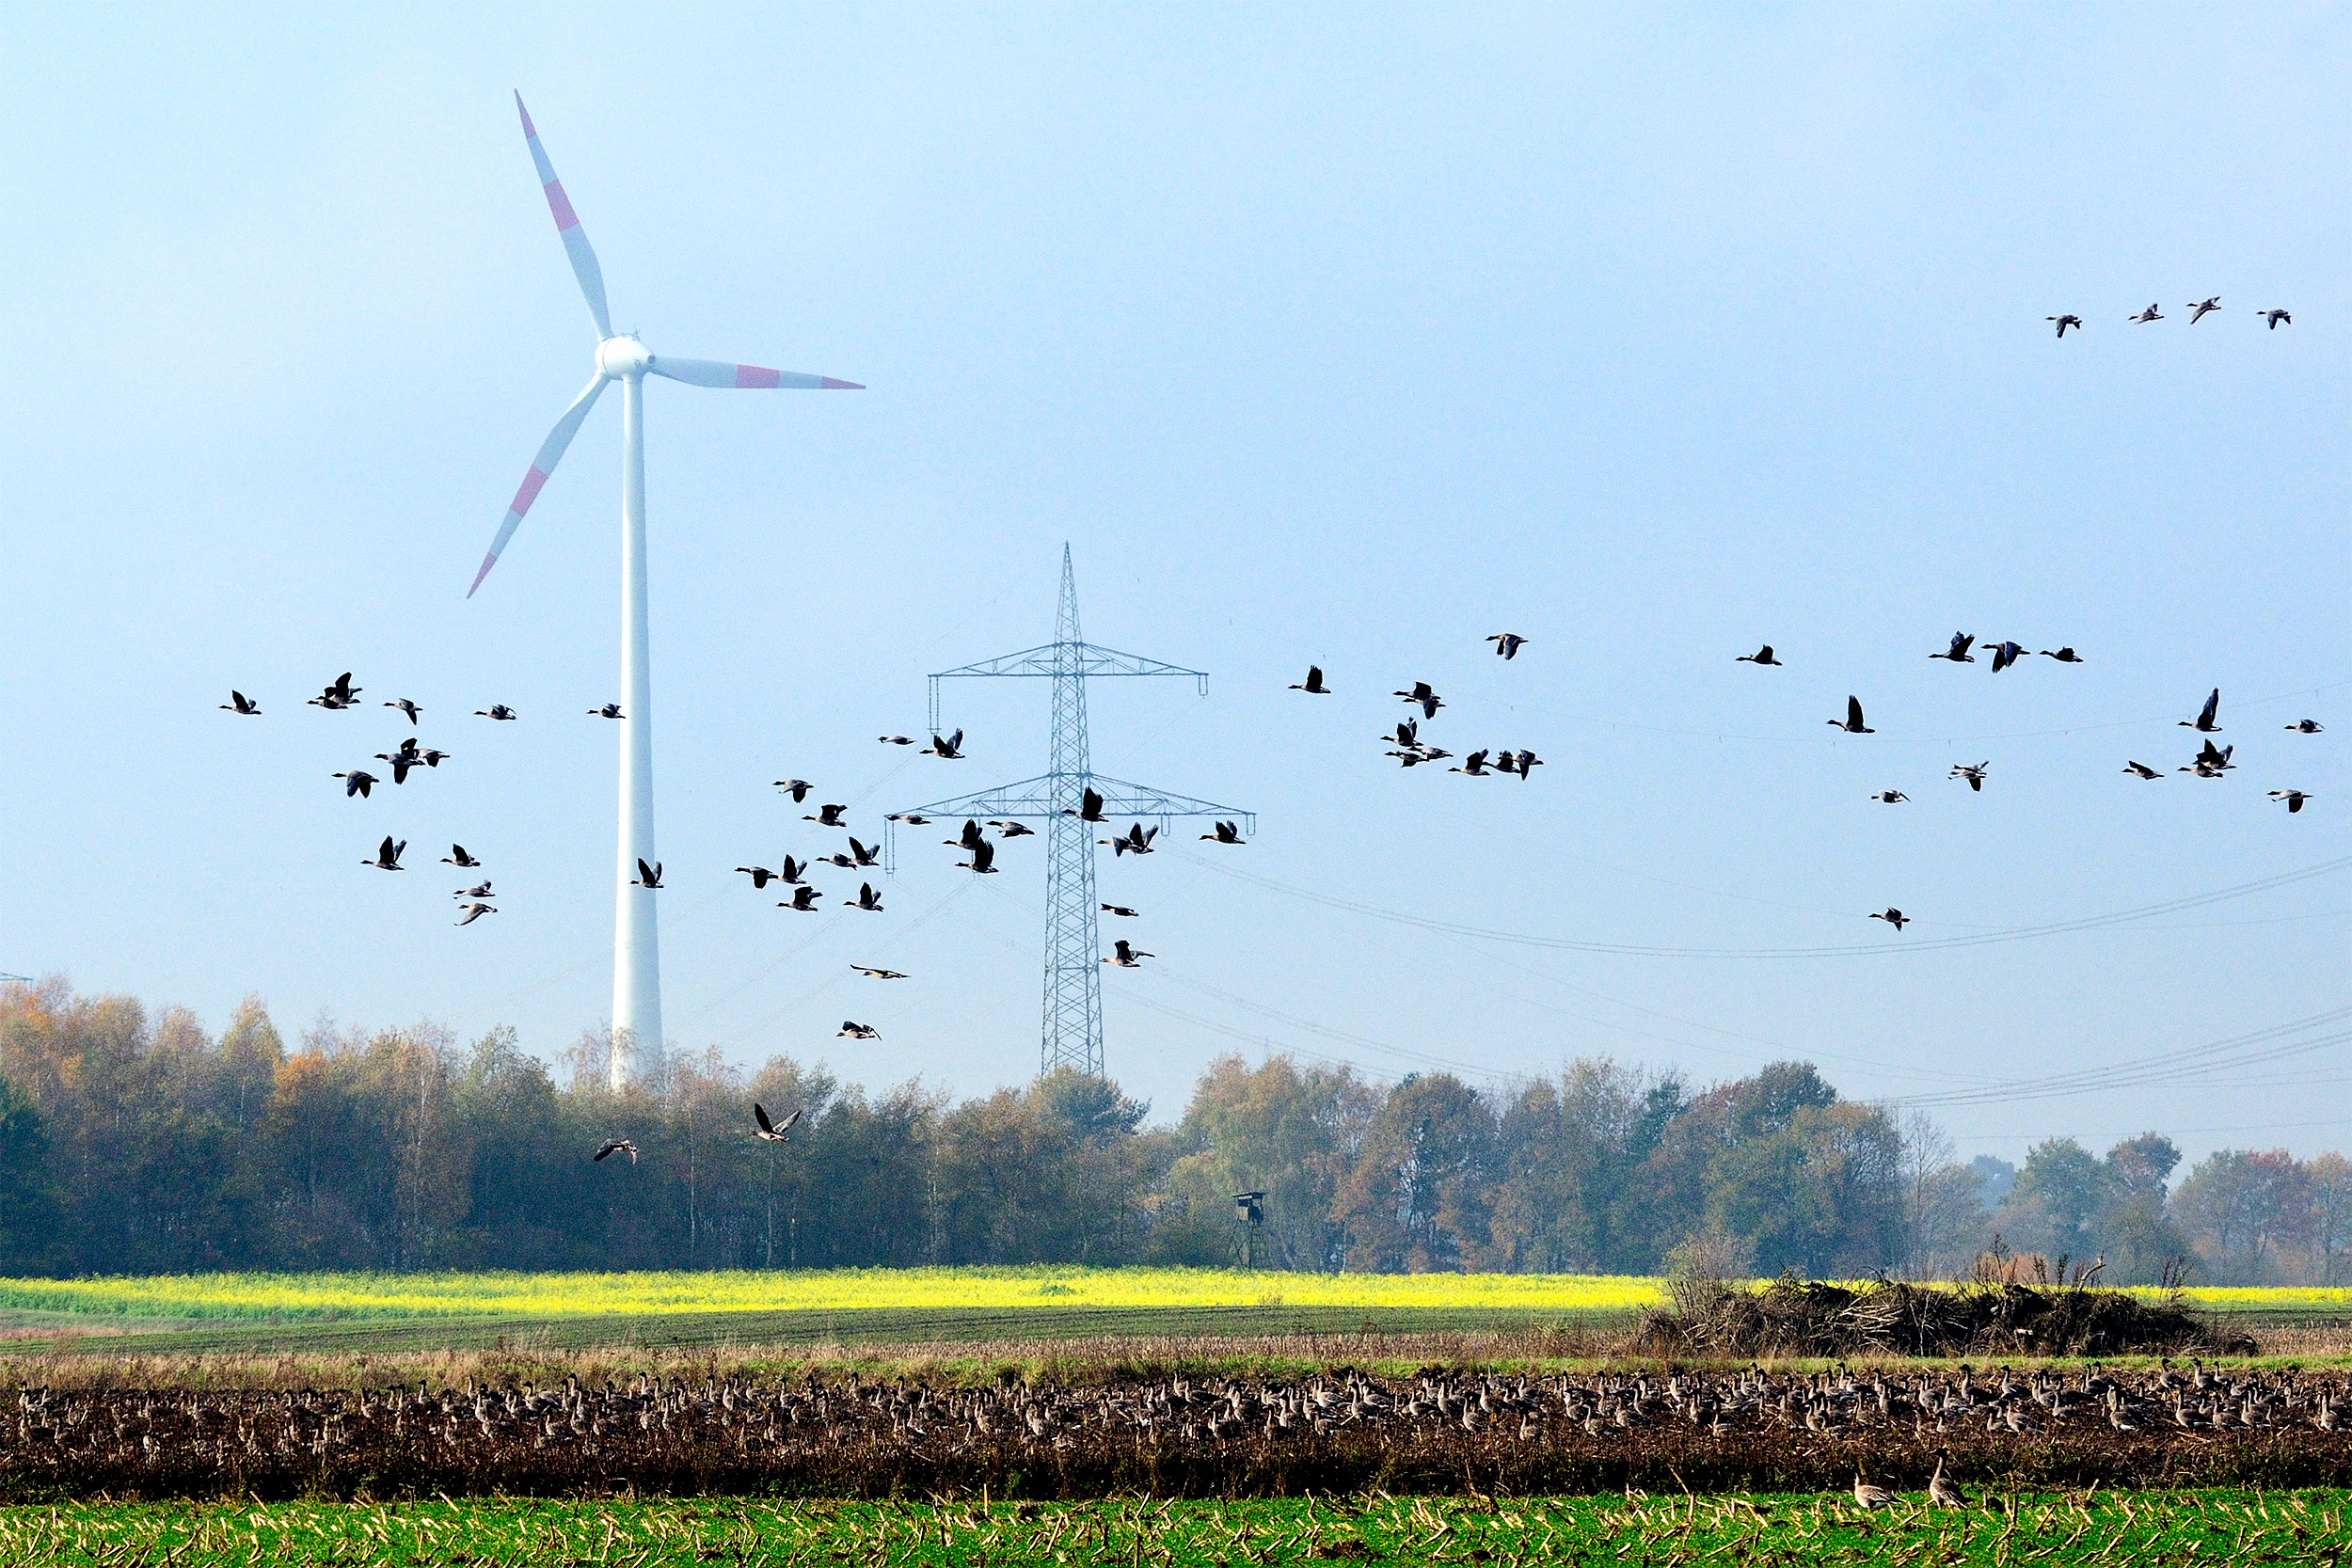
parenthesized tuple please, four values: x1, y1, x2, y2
(3, 1492, 2349, 1566)
(4, 1363, 2352, 1499)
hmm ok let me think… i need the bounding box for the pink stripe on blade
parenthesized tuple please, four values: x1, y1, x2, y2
(468, 551, 500, 598)
(820, 377, 865, 389)
(735, 365, 781, 389)
(510, 466, 549, 515)
(544, 182, 580, 231)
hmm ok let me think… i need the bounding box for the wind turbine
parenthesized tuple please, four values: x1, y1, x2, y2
(469, 93, 862, 1089)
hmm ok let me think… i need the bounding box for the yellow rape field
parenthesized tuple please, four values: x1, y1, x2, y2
(0, 1269, 2334, 1324)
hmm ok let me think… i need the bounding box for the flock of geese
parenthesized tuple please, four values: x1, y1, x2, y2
(2047, 297, 2291, 335)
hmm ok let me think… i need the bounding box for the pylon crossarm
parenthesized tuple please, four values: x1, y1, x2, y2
(889, 774, 1250, 828)
(930, 642, 1208, 683)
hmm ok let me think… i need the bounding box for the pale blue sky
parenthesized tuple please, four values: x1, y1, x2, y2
(1, 4, 2344, 1164)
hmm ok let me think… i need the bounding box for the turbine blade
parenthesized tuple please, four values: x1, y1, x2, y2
(515, 92, 612, 339)
(647, 356, 862, 390)
(469, 373, 609, 596)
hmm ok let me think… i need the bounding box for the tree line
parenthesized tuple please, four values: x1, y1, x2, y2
(0, 980, 2337, 1285)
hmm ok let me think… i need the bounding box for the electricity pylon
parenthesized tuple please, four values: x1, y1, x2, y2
(887, 546, 1251, 1078)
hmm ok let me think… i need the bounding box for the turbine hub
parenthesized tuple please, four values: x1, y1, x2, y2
(596, 335, 652, 378)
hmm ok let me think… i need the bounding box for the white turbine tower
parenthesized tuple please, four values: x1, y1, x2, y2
(469, 93, 862, 1088)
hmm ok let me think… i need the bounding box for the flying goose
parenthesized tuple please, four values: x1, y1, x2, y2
(2262, 309, 2292, 329)
(589, 703, 624, 719)
(593, 1138, 638, 1164)
(2122, 761, 2162, 780)
(753, 1103, 803, 1143)
(849, 837, 881, 868)
(308, 673, 361, 709)
(1394, 681, 1444, 719)
(384, 698, 421, 725)
(1486, 632, 1528, 659)
(948, 819, 986, 851)
(2270, 789, 2312, 814)
(443, 845, 483, 868)
(2182, 689, 2222, 732)
(334, 769, 378, 799)
(1290, 665, 1330, 693)
(1387, 749, 1427, 768)
(1101, 903, 1139, 917)
(1513, 749, 1542, 779)
(1388, 720, 1421, 751)
(849, 881, 884, 911)
(1493, 750, 1518, 775)
(2038, 647, 2083, 663)
(1949, 761, 1989, 792)
(455, 902, 498, 927)
(960, 838, 998, 875)
(475, 704, 518, 721)
(375, 738, 426, 784)
(1829, 696, 1875, 734)
(879, 734, 914, 746)
(838, 1022, 880, 1040)
(805, 803, 849, 828)
(736, 865, 781, 889)
(780, 885, 823, 911)
(2181, 740, 2234, 778)
(453, 880, 492, 899)
(773, 778, 813, 802)
(1200, 820, 1245, 845)
(778, 855, 810, 885)
(1450, 750, 1492, 777)
(1988, 641, 2024, 673)
(362, 836, 406, 871)
(1931, 632, 1976, 663)
(891, 814, 931, 825)
(926, 729, 965, 759)
(1070, 787, 1106, 823)
(220, 690, 261, 715)
(2288, 719, 2325, 734)
(815, 850, 857, 869)
(2129, 303, 2164, 324)
(631, 859, 662, 889)
(2047, 314, 2082, 337)
(851, 965, 908, 979)
(1103, 939, 1153, 968)
(1868, 790, 1909, 803)
(1868, 908, 1908, 931)
(991, 820, 1036, 838)
(1735, 645, 1782, 666)
(2187, 296, 2221, 324)
(1104, 823, 1158, 857)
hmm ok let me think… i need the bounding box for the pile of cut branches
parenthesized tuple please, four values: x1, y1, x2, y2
(1636, 1273, 2220, 1357)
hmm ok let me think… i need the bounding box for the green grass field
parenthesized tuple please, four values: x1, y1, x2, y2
(1, 1492, 2343, 1565)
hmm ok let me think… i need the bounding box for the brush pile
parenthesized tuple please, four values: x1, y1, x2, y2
(1638, 1275, 2220, 1357)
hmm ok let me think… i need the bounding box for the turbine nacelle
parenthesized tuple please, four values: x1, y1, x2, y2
(596, 335, 653, 378)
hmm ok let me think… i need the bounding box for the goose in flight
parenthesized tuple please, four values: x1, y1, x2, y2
(851, 965, 908, 979)
(1395, 681, 1444, 719)
(815, 850, 858, 869)
(2181, 740, 2234, 778)
(475, 704, 518, 721)
(1868, 790, 1909, 803)
(453, 880, 493, 900)
(334, 768, 378, 799)
(1493, 750, 1519, 775)
(220, 690, 261, 715)
(593, 1138, 637, 1164)
(2270, 789, 2312, 814)
(1828, 696, 1875, 734)
(1387, 749, 1428, 768)
(631, 859, 662, 889)
(455, 902, 498, 927)
(2129, 303, 2164, 324)
(362, 836, 406, 871)
(1513, 749, 1542, 779)
(2288, 719, 2325, 734)
(1868, 908, 1909, 931)
(1069, 787, 1106, 823)
(2262, 309, 2292, 329)
(1104, 823, 1158, 857)
(948, 819, 986, 851)
(2187, 296, 2221, 324)
(1290, 665, 1330, 694)
(374, 738, 436, 784)
(780, 885, 823, 911)
(926, 729, 965, 759)
(879, 734, 914, 746)
(442, 845, 483, 868)
(960, 838, 998, 874)
(1931, 632, 1976, 664)
(2181, 689, 2221, 732)
(991, 820, 1036, 838)
(1735, 645, 1782, 666)
(1103, 939, 1153, 968)
(308, 672, 361, 710)
(1200, 820, 1245, 845)
(2122, 760, 2162, 780)
(384, 698, 421, 726)
(589, 703, 624, 720)
(849, 882, 884, 911)
(838, 1022, 880, 1040)
(1101, 903, 1139, 917)
(736, 865, 782, 889)
(849, 837, 881, 868)
(2047, 314, 2082, 337)
(1487, 632, 1528, 659)
(1949, 761, 1989, 792)
(1988, 641, 2025, 673)
(891, 814, 931, 826)
(1450, 750, 1492, 777)
(778, 855, 809, 885)
(773, 779, 813, 802)
(805, 803, 849, 828)
(1388, 720, 1421, 751)
(2038, 647, 2083, 663)
(753, 1103, 803, 1144)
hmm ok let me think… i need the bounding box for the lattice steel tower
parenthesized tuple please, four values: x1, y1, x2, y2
(889, 546, 1251, 1078)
